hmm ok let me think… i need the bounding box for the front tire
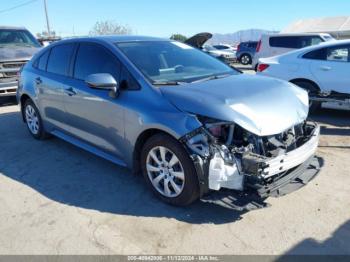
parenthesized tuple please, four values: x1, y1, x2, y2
(23, 99, 49, 139)
(141, 133, 200, 206)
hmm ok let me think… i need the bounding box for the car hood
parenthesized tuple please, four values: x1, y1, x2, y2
(185, 32, 212, 48)
(160, 74, 309, 136)
(0, 46, 40, 61)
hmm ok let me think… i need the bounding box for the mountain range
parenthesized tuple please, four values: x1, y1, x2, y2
(207, 29, 279, 45)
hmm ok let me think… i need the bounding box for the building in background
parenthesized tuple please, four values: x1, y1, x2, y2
(282, 16, 350, 39)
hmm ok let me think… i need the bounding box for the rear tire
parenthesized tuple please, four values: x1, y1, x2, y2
(23, 99, 49, 140)
(240, 54, 252, 65)
(141, 133, 200, 206)
(292, 81, 321, 114)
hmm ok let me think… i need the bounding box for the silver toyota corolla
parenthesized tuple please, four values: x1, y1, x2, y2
(17, 36, 320, 206)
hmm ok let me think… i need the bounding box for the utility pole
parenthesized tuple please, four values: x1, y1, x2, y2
(43, 0, 51, 38)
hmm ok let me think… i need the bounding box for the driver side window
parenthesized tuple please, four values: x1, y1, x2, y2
(74, 43, 121, 81)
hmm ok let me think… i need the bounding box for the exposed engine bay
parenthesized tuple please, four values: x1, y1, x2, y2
(181, 117, 320, 198)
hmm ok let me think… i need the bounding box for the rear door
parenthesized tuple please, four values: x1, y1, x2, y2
(309, 44, 350, 93)
(36, 43, 76, 132)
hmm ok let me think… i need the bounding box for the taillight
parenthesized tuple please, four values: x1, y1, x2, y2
(256, 40, 262, 52)
(237, 44, 241, 52)
(257, 64, 269, 72)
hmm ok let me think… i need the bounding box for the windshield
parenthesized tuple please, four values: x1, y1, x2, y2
(116, 41, 238, 85)
(0, 29, 41, 48)
(323, 35, 336, 42)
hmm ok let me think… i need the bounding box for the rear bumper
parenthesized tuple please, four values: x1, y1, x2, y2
(0, 81, 18, 97)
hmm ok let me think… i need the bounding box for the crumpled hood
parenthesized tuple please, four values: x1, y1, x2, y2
(0, 46, 40, 61)
(160, 74, 309, 136)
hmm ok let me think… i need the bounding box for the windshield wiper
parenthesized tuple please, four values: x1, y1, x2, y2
(153, 80, 188, 86)
(191, 73, 231, 83)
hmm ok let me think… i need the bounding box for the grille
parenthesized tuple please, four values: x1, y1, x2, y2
(0, 61, 27, 80)
(1, 61, 27, 69)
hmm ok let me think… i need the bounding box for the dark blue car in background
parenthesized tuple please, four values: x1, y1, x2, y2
(235, 41, 258, 65)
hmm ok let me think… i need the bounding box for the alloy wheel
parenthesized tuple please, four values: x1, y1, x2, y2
(241, 55, 250, 65)
(146, 146, 185, 198)
(25, 104, 40, 135)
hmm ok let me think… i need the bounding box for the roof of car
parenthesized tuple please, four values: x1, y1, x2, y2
(263, 33, 332, 37)
(0, 26, 28, 30)
(63, 35, 170, 43)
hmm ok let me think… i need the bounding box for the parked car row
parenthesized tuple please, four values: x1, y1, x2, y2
(184, 33, 237, 65)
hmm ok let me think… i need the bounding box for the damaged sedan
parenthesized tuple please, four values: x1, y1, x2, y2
(17, 36, 320, 206)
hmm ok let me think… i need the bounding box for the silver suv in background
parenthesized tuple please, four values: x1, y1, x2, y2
(253, 33, 335, 70)
(0, 26, 41, 97)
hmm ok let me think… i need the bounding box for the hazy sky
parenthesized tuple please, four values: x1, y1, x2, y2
(0, 0, 349, 37)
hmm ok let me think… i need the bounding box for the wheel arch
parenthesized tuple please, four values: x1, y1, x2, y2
(20, 94, 32, 122)
(132, 128, 179, 175)
(290, 78, 321, 91)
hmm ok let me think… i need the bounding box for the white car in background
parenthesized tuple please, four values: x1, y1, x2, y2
(203, 45, 236, 63)
(257, 40, 350, 111)
(213, 44, 237, 53)
(184, 33, 236, 65)
(252, 33, 335, 70)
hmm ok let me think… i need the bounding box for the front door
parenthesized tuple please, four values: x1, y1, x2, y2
(63, 42, 125, 158)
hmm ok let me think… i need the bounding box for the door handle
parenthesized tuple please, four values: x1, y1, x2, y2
(320, 66, 331, 71)
(64, 87, 77, 96)
(35, 77, 42, 85)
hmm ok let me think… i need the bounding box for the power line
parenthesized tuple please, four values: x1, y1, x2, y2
(0, 0, 39, 14)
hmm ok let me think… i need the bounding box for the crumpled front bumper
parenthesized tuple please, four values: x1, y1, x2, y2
(254, 124, 320, 179)
(188, 123, 321, 198)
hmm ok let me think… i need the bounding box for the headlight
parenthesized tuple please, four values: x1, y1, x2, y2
(196, 115, 235, 144)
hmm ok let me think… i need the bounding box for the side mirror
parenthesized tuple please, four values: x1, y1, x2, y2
(85, 73, 119, 98)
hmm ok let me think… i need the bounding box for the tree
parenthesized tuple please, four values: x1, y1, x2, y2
(170, 34, 187, 42)
(89, 20, 132, 36)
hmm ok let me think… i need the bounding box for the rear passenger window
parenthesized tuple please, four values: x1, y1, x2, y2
(38, 50, 50, 71)
(47, 44, 75, 76)
(270, 36, 323, 49)
(248, 42, 257, 48)
(74, 43, 121, 81)
(270, 37, 300, 48)
(303, 48, 327, 60)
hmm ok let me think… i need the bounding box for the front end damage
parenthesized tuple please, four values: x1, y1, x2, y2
(180, 118, 320, 198)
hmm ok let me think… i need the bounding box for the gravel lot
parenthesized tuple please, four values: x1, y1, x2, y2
(0, 85, 349, 255)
